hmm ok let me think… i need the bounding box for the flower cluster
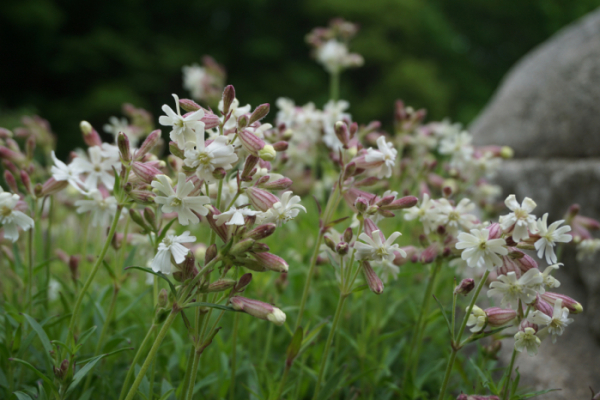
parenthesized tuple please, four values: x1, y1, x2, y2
(306, 18, 364, 74)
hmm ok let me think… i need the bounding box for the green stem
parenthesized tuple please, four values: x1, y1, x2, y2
(67, 206, 122, 343)
(123, 309, 179, 400)
(312, 293, 347, 400)
(329, 71, 340, 102)
(118, 323, 157, 400)
(27, 226, 34, 314)
(273, 364, 291, 400)
(229, 312, 240, 400)
(502, 348, 518, 400)
(185, 348, 202, 400)
(437, 270, 490, 400)
(261, 322, 275, 370)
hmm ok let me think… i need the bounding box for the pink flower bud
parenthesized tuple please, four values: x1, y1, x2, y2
(249, 103, 270, 125)
(497, 255, 522, 278)
(336, 242, 349, 255)
(343, 188, 375, 212)
(355, 176, 380, 187)
(343, 227, 353, 243)
(127, 189, 155, 204)
(4, 170, 19, 193)
(334, 121, 349, 147)
(342, 162, 356, 180)
(69, 255, 80, 282)
(238, 129, 266, 155)
(40, 177, 68, 196)
(20, 170, 33, 196)
(244, 224, 277, 240)
(514, 251, 538, 273)
(117, 132, 131, 164)
(245, 187, 279, 211)
(235, 273, 253, 292)
(381, 196, 418, 210)
(212, 167, 227, 180)
(533, 294, 554, 317)
(242, 155, 260, 178)
(355, 197, 369, 213)
(133, 162, 162, 184)
(393, 246, 416, 266)
(80, 121, 102, 147)
(260, 177, 293, 191)
(363, 219, 385, 241)
(0, 146, 25, 163)
(207, 207, 230, 242)
(574, 215, 600, 231)
(221, 85, 236, 116)
(134, 130, 161, 161)
(207, 279, 237, 293)
(487, 223, 503, 239)
(252, 252, 289, 272)
(362, 261, 384, 294)
(230, 296, 286, 325)
(202, 112, 220, 130)
(541, 292, 583, 314)
(272, 141, 288, 151)
(25, 136, 35, 160)
(454, 278, 475, 296)
(179, 98, 201, 112)
(420, 243, 440, 264)
(485, 307, 517, 326)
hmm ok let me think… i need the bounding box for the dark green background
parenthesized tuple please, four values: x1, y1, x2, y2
(1, 0, 598, 156)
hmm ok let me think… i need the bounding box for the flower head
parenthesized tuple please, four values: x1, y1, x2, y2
(514, 327, 541, 356)
(151, 231, 196, 275)
(74, 189, 118, 227)
(455, 228, 508, 270)
(354, 230, 404, 262)
(487, 269, 543, 308)
(213, 206, 260, 226)
(499, 195, 537, 242)
(0, 188, 34, 242)
(152, 173, 210, 225)
(528, 299, 573, 343)
(257, 191, 306, 226)
(159, 94, 205, 148)
(534, 213, 571, 264)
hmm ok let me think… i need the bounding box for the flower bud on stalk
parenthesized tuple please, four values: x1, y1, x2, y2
(53, 359, 70, 381)
(230, 296, 286, 325)
(420, 243, 439, 264)
(117, 132, 131, 165)
(259, 144, 277, 161)
(454, 278, 475, 296)
(245, 187, 279, 211)
(244, 223, 276, 240)
(134, 129, 161, 161)
(169, 141, 185, 159)
(362, 261, 384, 294)
(242, 155, 260, 179)
(179, 98, 201, 112)
(324, 235, 336, 251)
(272, 141, 288, 151)
(252, 252, 289, 272)
(485, 307, 517, 326)
(25, 136, 35, 161)
(541, 292, 583, 314)
(207, 279, 237, 293)
(68, 255, 80, 283)
(343, 227, 353, 243)
(251, 242, 270, 253)
(133, 162, 162, 184)
(143, 207, 157, 230)
(532, 294, 554, 317)
(235, 273, 253, 293)
(129, 209, 151, 232)
(212, 167, 227, 180)
(355, 197, 368, 213)
(336, 242, 349, 256)
(20, 170, 33, 196)
(206, 207, 230, 242)
(221, 85, 236, 116)
(260, 177, 293, 190)
(355, 176, 380, 187)
(205, 243, 218, 265)
(4, 170, 19, 193)
(249, 103, 270, 125)
(80, 121, 102, 147)
(157, 288, 169, 308)
(39, 177, 68, 197)
(0, 146, 25, 163)
(237, 114, 250, 129)
(127, 189, 155, 204)
(334, 121, 349, 147)
(230, 239, 255, 256)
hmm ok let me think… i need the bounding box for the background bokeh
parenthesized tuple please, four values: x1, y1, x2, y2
(0, 0, 598, 157)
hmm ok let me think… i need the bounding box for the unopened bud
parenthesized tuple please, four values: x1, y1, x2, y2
(362, 261, 384, 294)
(158, 288, 168, 307)
(245, 187, 279, 211)
(133, 162, 161, 184)
(179, 98, 201, 112)
(68, 255, 80, 282)
(260, 177, 292, 190)
(230, 239, 255, 256)
(20, 170, 33, 196)
(26, 136, 35, 160)
(0, 146, 25, 163)
(272, 141, 288, 151)
(205, 243, 218, 265)
(485, 307, 517, 326)
(222, 85, 236, 116)
(117, 132, 131, 165)
(244, 224, 276, 240)
(169, 141, 185, 159)
(235, 273, 253, 292)
(366, 205, 379, 215)
(253, 252, 289, 272)
(420, 243, 439, 264)
(454, 278, 475, 296)
(249, 103, 270, 124)
(259, 144, 277, 161)
(500, 146, 514, 159)
(143, 207, 157, 231)
(541, 292, 583, 314)
(207, 279, 237, 293)
(237, 114, 249, 129)
(242, 155, 259, 178)
(212, 167, 227, 180)
(129, 209, 151, 231)
(80, 121, 102, 147)
(355, 197, 368, 213)
(40, 177, 68, 196)
(334, 121, 349, 146)
(343, 227, 353, 243)
(230, 297, 286, 325)
(342, 162, 356, 180)
(238, 129, 266, 156)
(128, 189, 155, 204)
(442, 185, 453, 198)
(53, 359, 70, 380)
(4, 170, 19, 193)
(324, 235, 336, 251)
(336, 242, 349, 255)
(135, 130, 161, 161)
(383, 196, 419, 210)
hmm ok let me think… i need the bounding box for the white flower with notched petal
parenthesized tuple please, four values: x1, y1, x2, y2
(487, 270, 543, 308)
(152, 173, 210, 225)
(218, 98, 251, 131)
(151, 231, 196, 275)
(539, 263, 561, 290)
(257, 191, 306, 226)
(183, 131, 238, 183)
(71, 146, 120, 191)
(438, 131, 474, 168)
(514, 327, 541, 356)
(0, 188, 34, 242)
(182, 64, 208, 100)
(466, 305, 487, 333)
(50, 151, 85, 192)
(455, 228, 508, 270)
(403, 193, 439, 234)
(435, 198, 478, 235)
(74, 189, 118, 227)
(534, 213, 572, 264)
(159, 94, 205, 148)
(499, 195, 537, 242)
(214, 206, 260, 226)
(576, 238, 600, 261)
(364, 136, 397, 179)
(373, 259, 400, 283)
(528, 299, 573, 343)
(354, 230, 404, 262)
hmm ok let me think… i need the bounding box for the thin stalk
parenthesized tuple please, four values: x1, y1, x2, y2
(185, 349, 202, 400)
(180, 347, 195, 399)
(312, 293, 347, 400)
(261, 322, 275, 370)
(438, 270, 490, 400)
(330, 71, 340, 102)
(67, 206, 122, 343)
(27, 227, 34, 314)
(229, 312, 240, 400)
(44, 196, 53, 310)
(123, 309, 179, 400)
(118, 323, 157, 400)
(209, 179, 225, 245)
(502, 348, 518, 400)
(273, 364, 291, 400)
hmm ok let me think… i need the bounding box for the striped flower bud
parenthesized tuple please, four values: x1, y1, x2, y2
(134, 130, 161, 161)
(362, 261, 384, 294)
(80, 121, 102, 147)
(230, 296, 286, 326)
(252, 252, 289, 272)
(222, 85, 236, 116)
(249, 103, 270, 124)
(245, 187, 279, 211)
(4, 170, 19, 193)
(238, 129, 266, 156)
(235, 273, 253, 292)
(484, 307, 517, 327)
(381, 196, 418, 210)
(243, 223, 276, 240)
(259, 177, 293, 190)
(40, 177, 68, 196)
(207, 279, 237, 293)
(259, 144, 276, 161)
(207, 207, 230, 242)
(541, 292, 583, 314)
(454, 278, 475, 296)
(0, 146, 25, 163)
(230, 239, 255, 256)
(133, 162, 162, 184)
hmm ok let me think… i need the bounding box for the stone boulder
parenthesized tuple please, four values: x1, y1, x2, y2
(470, 7, 600, 397)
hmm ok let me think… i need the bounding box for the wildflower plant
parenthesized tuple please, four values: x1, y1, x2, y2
(0, 16, 594, 400)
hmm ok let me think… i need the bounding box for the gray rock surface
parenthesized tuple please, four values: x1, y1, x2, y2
(470, 7, 600, 397)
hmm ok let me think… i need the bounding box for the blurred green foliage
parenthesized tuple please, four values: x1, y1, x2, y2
(0, 0, 598, 156)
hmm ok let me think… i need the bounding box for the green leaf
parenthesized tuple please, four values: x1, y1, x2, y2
(11, 324, 22, 353)
(351, 284, 368, 293)
(513, 388, 559, 400)
(182, 302, 238, 313)
(116, 288, 151, 322)
(8, 358, 56, 392)
(102, 260, 117, 280)
(125, 266, 177, 296)
(157, 388, 175, 400)
(65, 347, 133, 398)
(12, 391, 33, 400)
(286, 327, 303, 363)
(468, 358, 497, 392)
(21, 314, 52, 358)
(77, 325, 98, 349)
(316, 364, 347, 400)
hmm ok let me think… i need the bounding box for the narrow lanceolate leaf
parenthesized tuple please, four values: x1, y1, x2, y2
(316, 365, 347, 400)
(21, 314, 52, 358)
(432, 295, 452, 338)
(65, 347, 133, 398)
(12, 392, 33, 400)
(182, 302, 238, 312)
(8, 358, 57, 392)
(125, 266, 177, 296)
(286, 327, 303, 365)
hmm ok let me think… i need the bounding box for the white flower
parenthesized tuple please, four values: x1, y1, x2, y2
(74, 190, 118, 227)
(364, 136, 397, 179)
(487, 270, 543, 308)
(48, 279, 61, 302)
(528, 299, 573, 343)
(183, 131, 238, 183)
(455, 228, 508, 270)
(0, 189, 34, 242)
(534, 213, 572, 264)
(499, 195, 537, 242)
(466, 305, 487, 333)
(103, 117, 141, 146)
(152, 173, 210, 225)
(213, 206, 260, 226)
(182, 64, 207, 100)
(435, 198, 478, 235)
(373, 259, 400, 283)
(576, 238, 600, 261)
(354, 230, 404, 262)
(316, 40, 363, 73)
(403, 193, 439, 234)
(159, 93, 205, 148)
(322, 100, 351, 150)
(438, 131, 474, 168)
(257, 191, 306, 226)
(150, 231, 196, 275)
(71, 146, 120, 191)
(514, 327, 541, 356)
(218, 98, 251, 131)
(50, 151, 85, 192)
(539, 263, 561, 289)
